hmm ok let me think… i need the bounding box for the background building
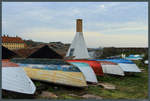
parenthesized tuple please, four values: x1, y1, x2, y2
(2, 35, 27, 50)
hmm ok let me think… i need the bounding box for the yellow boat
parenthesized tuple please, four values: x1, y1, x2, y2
(11, 58, 87, 87)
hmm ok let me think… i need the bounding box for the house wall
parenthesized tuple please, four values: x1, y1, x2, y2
(2, 43, 25, 50)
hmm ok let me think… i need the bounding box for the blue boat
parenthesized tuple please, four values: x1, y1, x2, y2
(89, 59, 141, 73)
(90, 58, 133, 64)
(125, 55, 142, 60)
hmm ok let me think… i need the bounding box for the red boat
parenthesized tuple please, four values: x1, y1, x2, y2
(66, 60, 104, 76)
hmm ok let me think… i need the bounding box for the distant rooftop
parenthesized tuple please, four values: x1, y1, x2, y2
(2, 35, 25, 43)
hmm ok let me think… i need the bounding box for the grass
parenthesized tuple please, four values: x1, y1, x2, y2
(2, 60, 148, 99)
(90, 60, 148, 99)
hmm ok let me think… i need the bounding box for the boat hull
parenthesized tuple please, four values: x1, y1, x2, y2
(70, 62, 98, 83)
(67, 60, 104, 76)
(2, 67, 36, 94)
(118, 63, 141, 72)
(101, 64, 124, 76)
(91, 59, 141, 73)
(23, 67, 87, 87)
(97, 61, 124, 76)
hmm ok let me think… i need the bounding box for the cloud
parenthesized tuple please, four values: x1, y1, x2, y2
(19, 28, 148, 48)
(2, 2, 148, 47)
(99, 5, 105, 8)
(86, 21, 148, 34)
(84, 32, 148, 48)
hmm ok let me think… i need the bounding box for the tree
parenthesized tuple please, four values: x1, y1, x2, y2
(100, 47, 120, 58)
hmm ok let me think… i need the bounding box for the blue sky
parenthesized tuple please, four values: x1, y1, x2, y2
(2, 2, 148, 48)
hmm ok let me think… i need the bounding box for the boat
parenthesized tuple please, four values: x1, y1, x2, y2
(125, 55, 142, 60)
(2, 59, 36, 94)
(90, 58, 133, 64)
(118, 63, 141, 72)
(66, 60, 104, 76)
(90, 59, 141, 73)
(98, 61, 124, 76)
(144, 60, 148, 65)
(69, 62, 98, 83)
(11, 58, 87, 87)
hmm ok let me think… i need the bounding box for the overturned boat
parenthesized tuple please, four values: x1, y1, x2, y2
(91, 59, 141, 73)
(2, 59, 36, 94)
(98, 61, 124, 76)
(11, 58, 87, 87)
(118, 63, 141, 72)
(69, 62, 98, 83)
(66, 60, 104, 76)
(125, 55, 142, 60)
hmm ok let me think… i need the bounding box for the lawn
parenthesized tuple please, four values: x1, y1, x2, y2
(2, 60, 148, 99)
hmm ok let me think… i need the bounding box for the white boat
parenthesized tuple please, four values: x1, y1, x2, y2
(118, 63, 141, 72)
(2, 60, 36, 94)
(99, 61, 124, 76)
(70, 62, 98, 83)
(92, 59, 141, 73)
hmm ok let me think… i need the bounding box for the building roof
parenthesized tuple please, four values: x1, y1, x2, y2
(2, 35, 25, 43)
(13, 44, 64, 59)
(13, 47, 36, 58)
(47, 44, 68, 57)
(28, 45, 63, 59)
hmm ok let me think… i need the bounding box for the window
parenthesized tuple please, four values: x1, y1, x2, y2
(69, 48, 74, 56)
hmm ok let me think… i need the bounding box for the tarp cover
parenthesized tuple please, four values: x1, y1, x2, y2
(11, 58, 69, 65)
(11, 58, 81, 72)
(125, 55, 142, 60)
(18, 64, 81, 72)
(90, 59, 133, 64)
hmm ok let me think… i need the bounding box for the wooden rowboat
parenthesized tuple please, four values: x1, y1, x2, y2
(11, 58, 87, 87)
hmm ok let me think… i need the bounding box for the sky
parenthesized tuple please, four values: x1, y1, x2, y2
(2, 2, 148, 48)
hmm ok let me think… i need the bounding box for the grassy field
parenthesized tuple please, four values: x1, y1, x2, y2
(2, 60, 148, 99)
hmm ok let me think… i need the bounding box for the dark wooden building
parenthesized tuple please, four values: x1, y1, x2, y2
(2, 46, 18, 59)
(13, 44, 63, 59)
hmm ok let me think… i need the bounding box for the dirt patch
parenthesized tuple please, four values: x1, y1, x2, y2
(38, 91, 58, 99)
(98, 82, 116, 90)
(81, 94, 102, 99)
